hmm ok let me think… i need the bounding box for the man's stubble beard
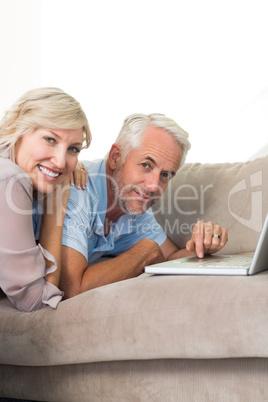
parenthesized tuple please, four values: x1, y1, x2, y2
(111, 165, 153, 216)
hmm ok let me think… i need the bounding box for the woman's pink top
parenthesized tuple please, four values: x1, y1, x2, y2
(0, 147, 63, 312)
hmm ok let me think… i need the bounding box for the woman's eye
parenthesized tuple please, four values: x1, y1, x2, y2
(44, 137, 56, 143)
(68, 146, 81, 154)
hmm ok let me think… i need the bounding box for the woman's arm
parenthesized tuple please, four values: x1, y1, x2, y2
(39, 178, 70, 287)
(41, 162, 88, 286)
(0, 173, 63, 312)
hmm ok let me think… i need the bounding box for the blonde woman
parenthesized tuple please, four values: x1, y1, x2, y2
(0, 87, 91, 312)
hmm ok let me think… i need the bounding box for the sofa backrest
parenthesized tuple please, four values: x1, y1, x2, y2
(152, 156, 268, 254)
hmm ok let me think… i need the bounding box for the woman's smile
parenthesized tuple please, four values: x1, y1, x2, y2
(15, 127, 83, 193)
(37, 164, 62, 179)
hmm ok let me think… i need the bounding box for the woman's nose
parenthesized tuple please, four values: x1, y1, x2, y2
(51, 149, 66, 169)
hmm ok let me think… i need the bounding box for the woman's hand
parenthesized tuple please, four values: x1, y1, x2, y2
(43, 176, 70, 227)
(69, 161, 88, 190)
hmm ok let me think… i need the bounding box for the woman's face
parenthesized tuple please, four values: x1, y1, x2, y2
(14, 127, 83, 193)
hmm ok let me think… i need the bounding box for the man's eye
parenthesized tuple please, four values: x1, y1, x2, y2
(161, 172, 172, 181)
(141, 162, 150, 169)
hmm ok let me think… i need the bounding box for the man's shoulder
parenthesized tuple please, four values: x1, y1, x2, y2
(67, 176, 100, 217)
(83, 159, 105, 175)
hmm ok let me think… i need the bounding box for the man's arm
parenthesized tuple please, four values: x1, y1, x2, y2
(160, 221, 228, 260)
(60, 238, 165, 299)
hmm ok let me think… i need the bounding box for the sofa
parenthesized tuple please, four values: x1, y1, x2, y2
(0, 154, 268, 402)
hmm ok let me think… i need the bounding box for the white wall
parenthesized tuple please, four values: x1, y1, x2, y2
(1, 0, 267, 163)
(0, 0, 41, 114)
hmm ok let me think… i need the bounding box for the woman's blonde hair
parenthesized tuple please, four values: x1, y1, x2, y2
(0, 87, 91, 153)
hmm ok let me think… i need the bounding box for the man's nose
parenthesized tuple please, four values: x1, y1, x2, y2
(145, 172, 160, 193)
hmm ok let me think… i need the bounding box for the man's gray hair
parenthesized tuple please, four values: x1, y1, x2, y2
(114, 113, 191, 167)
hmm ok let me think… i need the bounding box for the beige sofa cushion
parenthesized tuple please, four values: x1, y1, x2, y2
(1, 270, 268, 366)
(153, 156, 268, 254)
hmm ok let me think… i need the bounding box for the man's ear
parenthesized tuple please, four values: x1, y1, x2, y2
(107, 144, 122, 171)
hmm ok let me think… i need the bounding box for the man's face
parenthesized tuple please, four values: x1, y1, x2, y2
(112, 126, 182, 215)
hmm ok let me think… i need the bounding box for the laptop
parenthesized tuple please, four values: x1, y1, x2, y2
(145, 214, 268, 276)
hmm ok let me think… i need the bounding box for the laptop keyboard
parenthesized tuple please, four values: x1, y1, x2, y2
(174, 254, 253, 268)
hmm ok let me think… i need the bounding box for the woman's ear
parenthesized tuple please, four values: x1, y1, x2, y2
(107, 143, 122, 171)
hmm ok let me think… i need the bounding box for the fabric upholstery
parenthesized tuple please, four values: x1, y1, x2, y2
(1, 358, 268, 402)
(153, 156, 268, 254)
(1, 271, 268, 366)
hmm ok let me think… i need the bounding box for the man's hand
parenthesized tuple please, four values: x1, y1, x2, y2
(186, 221, 228, 258)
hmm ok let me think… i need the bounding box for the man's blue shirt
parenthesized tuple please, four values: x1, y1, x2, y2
(61, 159, 167, 264)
